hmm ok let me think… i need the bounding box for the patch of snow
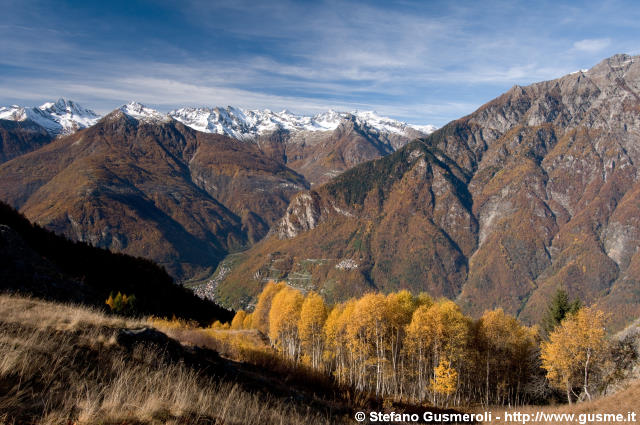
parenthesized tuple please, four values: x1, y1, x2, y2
(119, 101, 172, 123)
(570, 69, 589, 75)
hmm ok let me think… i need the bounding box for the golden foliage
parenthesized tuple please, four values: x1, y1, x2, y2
(252, 280, 287, 334)
(231, 310, 248, 330)
(298, 292, 328, 369)
(431, 358, 458, 398)
(541, 307, 609, 403)
(248, 283, 625, 407)
(268, 286, 304, 360)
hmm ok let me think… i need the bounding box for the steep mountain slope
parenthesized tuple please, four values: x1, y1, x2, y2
(170, 107, 434, 185)
(0, 103, 307, 280)
(214, 54, 640, 330)
(0, 119, 52, 164)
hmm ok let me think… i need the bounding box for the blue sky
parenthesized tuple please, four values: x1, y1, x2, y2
(1, 0, 638, 126)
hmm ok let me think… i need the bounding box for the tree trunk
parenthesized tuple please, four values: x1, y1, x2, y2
(584, 350, 592, 401)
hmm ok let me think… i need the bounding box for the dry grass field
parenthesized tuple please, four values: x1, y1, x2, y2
(0, 294, 339, 425)
(2, 293, 636, 425)
(485, 380, 640, 424)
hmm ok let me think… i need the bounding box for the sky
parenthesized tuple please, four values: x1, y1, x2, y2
(1, 0, 639, 126)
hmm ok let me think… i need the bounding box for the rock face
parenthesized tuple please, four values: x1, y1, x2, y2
(0, 107, 308, 281)
(255, 117, 429, 185)
(217, 54, 640, 330)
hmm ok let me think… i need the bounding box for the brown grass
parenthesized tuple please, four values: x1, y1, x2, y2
(484, 381, 640, 424)
(0, 294, 338, 424)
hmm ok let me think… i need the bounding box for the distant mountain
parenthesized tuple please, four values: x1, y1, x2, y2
(169, 106, 435, 140)
(0, 98, 100, 164)
(0, 119, 52, 164)
(1, 100, 435, 184)
(170, 107, 435, 185)
(0, 103, 307, 281)
(0, 98, 100, 137)
(213, 54, 640, 330)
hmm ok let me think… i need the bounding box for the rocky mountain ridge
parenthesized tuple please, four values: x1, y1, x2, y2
(168, 106, 435, 140)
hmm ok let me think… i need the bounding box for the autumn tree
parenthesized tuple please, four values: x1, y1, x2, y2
(541, 306, 608, 404)
(404, 299, 469, 403)
(242, 312, 253, 329)
(386, 290, 427, 396)
(252, 280, 286, 335)
(105, 291, 136, 315)
(431, 358, 458, 407)
(231, 310, 247, 330)
(477, 308, 539, 406)
(298, 291, 328, 369)
(268, 286, 304, 360)
(324, 299, 356, 386)
(347, 293, 391, 396)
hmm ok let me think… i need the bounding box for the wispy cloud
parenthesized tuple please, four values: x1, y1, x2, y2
(1, 0, 639, 126)
(573, 38, 612, 53)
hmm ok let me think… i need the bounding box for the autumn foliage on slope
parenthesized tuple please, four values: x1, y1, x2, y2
(231, 282, 638, 408)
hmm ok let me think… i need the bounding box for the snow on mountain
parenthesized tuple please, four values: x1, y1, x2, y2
(0, 98, 100, 136)
(119, 101, 171, 123)
(1, 99, 437, 140)
(168, 107, 436, 139)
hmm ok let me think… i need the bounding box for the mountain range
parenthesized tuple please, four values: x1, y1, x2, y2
(0, 101, 429, 280)
(0, 100, 433, 184)
(211, 54, 640, 330)
(2, 53, 640, 330)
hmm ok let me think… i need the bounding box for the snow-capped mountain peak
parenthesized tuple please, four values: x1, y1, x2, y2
(2, 100, 436, 140)
(119, 101, 171, 123)
(168, 106, 436, 139)
(0, 105, 28, 122)
(0, 98, 100, 136)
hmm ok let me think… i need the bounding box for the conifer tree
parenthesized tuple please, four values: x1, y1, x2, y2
(541, 288, 581, 337)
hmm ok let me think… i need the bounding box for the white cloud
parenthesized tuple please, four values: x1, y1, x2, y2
(572, 38, 611, 53)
